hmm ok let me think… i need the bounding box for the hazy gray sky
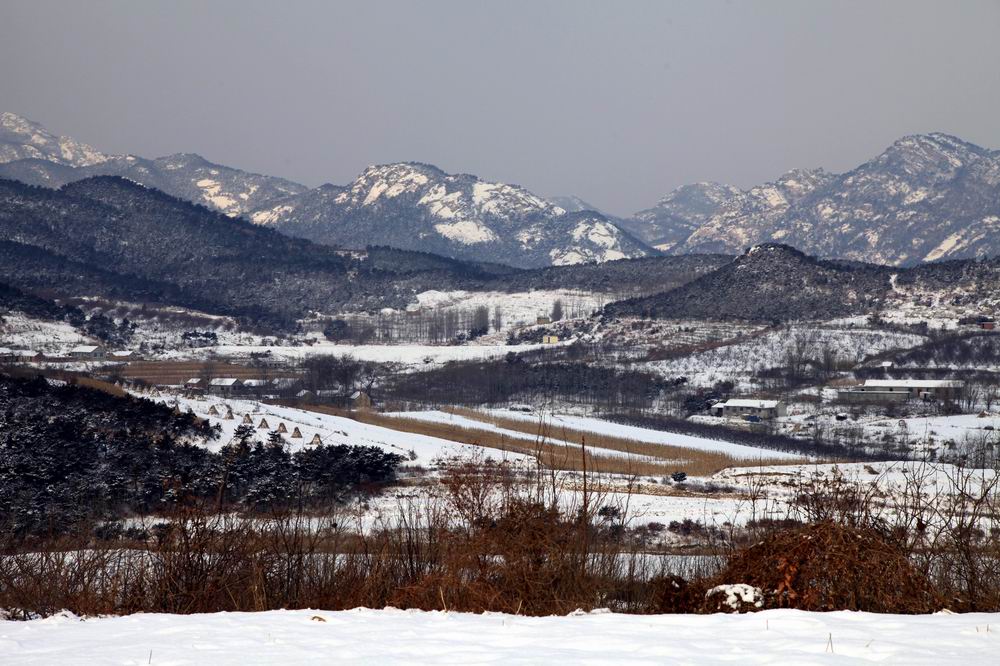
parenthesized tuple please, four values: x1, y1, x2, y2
(2, 0, 999, 215)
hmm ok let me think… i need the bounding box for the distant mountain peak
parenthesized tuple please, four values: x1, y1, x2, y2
(249, 163, 652, 267)
(0, 112, 109, 168)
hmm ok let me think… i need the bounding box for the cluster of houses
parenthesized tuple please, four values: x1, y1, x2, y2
(707, 378, 969, 423)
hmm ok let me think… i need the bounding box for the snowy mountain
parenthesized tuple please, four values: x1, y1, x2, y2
(250, 162, 654, 268)
(623, 182, 743, 252)
(0, 113, 307, 216)
(635, 133, 1000, 265)
(0, 112, 108, 167)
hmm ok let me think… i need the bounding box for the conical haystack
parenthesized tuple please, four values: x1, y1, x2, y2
(291, 427, 302, 438)
(224, 407, 234, 420)
(309, 433, 323, 445)
(258, 418, 270, 429)
(276, 422, 287, 434)
(207, 405, 219, 416)
(242, 414, 253, 425)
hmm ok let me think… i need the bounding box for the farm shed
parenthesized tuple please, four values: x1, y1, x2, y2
(711, 399, 786, 420)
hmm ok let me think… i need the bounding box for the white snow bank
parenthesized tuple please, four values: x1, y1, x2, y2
(2, 607, 997, 664)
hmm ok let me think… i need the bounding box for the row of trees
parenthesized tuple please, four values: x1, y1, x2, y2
(319, 297, 577, 345)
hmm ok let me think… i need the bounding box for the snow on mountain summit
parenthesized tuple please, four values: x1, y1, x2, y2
(250, 162, 652, 268)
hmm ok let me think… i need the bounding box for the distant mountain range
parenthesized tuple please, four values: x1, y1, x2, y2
(0, 113, 306, 216)
(0, 113, 652, 268)
(619, 133, 1000, 265)
(2, 112, 998, 267)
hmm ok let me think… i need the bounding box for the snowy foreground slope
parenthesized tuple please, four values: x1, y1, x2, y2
(3, 608, 998, 665)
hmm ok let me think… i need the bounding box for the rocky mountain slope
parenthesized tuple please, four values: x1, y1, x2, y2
(250, 162, 654, 268)
(629, 133, 1000, 265)
(0, 113, 307, 216)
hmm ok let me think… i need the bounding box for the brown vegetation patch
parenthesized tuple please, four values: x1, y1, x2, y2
(706, 520, 942, 613)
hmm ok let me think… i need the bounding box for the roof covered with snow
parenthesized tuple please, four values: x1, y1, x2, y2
(862, 379, 965, 389)
(209, 378, 241, 386)
(718, 399, 781, 409)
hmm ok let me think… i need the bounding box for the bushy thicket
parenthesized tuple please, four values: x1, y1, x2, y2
(0, 376, 403, 536)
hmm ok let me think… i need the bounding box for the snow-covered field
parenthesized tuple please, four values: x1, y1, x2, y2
(480, 409, 807, 461)
(201, 342, 554, 367)
(153, 395, 530, 466)
(0, 314, 91, 352)
(642, 326, 927, 388)
(3, 607, 997, 664)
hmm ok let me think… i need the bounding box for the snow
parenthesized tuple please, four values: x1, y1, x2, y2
(433, 220, 499, 244)
(387, 410, 664, 461)
(3, 607, 998, 664)
(549, 248, 588, 265)
(195, 178, 240, 214)
(362, 180, 389, 205)
(482, 410, 806, 461)
(0, 314, 92, 352)
(250, 204, 295, 225)
(706, 583, 763, 609)
(924, 231, 967, 262)
(154, 395, 530, 466)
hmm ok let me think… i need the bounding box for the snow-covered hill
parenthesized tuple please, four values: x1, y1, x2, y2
(633, 133, 1000, 265)
(250, 162, 654, 268)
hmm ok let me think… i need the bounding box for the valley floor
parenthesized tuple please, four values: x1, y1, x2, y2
(2, 607, 997, 664)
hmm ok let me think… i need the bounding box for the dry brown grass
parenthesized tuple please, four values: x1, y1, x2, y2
(70, 375, 127, 397)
